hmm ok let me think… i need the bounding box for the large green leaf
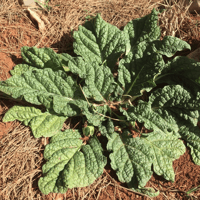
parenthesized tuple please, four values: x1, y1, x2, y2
(153, 36, 191, 57)
(38, 129, 106, 195)
(149, 85, 200, 165)
(143, 132, 185, 181)
(118, 38, 190, 97)
(156, 56, 200, 91)
(159, 56, 200, 79)
(83, 62, 115, 101)
(107, 131, 184, 189)
(0, 68, 82, 113)
(121, 85, 200, 139)
(3, 106, 66, 138)
(60, 54, 116, 101)
(149, 85, 200, 127)
(73, 14, 126, 70)
(123, 8, 160, 54)
(117, 9, 161, 96)
(121, 85, 200, 135)
(3, 105, 41, 125)
(107, 131, 153, 187)
(118, 9, 190, 98)
(118, 41, 164, 97)
(120, 101, 179, 135)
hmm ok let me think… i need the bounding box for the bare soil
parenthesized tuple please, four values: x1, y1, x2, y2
(1, 0, 200, 199)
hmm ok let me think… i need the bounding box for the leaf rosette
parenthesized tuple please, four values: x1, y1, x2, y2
(0, 8, 200, 197)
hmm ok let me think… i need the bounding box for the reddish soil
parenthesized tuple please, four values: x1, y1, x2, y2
(0, 53, 14, 81)
(1, 11, 200, 200)
(0, 121, 13, 137)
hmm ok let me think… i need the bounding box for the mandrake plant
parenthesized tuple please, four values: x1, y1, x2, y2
(1, 8, 200, 197)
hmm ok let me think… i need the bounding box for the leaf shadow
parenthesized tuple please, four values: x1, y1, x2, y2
(50, 32, 76, 56)
(9, 54, 23, 65)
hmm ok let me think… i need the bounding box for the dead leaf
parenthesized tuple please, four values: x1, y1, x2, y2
(27, 8, 47, 33)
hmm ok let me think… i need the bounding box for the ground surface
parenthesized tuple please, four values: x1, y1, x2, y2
(1, 0, 200, 199)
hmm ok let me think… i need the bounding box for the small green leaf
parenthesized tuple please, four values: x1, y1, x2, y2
(83, 126, 94, 136)
(21, 46, 49, 68)
(99, 118, 114, 138)
(83, 63, 115, 101)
